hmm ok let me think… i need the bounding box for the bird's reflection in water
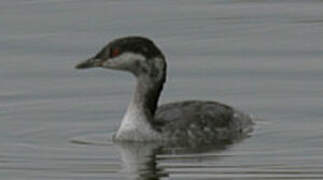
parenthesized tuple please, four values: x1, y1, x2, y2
(115, 142, 165, 180)
(114, 140, 234, 180)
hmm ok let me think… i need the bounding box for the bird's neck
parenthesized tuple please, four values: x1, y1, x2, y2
(115, 75, 165, 141)
(133, 75, 164, 118)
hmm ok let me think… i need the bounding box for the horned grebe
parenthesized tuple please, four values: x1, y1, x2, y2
(75, 36, 253, 144)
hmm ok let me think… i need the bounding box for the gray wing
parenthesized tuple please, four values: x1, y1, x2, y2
(154, 100, 253, 144)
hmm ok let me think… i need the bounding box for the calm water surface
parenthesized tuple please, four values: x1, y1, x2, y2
(1, 0, 323, 179)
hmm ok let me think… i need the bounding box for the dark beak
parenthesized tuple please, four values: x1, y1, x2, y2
(75, 57, 102, 69)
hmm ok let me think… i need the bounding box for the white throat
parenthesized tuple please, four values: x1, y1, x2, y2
(114, 76, 162, 141)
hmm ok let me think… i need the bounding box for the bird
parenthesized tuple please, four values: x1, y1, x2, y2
(75, 36, 253, 145)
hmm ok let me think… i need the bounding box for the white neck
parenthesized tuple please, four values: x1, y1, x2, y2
(114, 75, 163, 141)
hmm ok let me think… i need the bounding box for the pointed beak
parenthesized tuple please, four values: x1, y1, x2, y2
(75, 57, 103, 69)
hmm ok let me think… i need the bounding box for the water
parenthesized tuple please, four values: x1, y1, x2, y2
(1, 0, 323, 179)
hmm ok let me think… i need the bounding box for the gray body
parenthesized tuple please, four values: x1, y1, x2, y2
(155, 100, 253, 145)
(75, 36, 253, 144)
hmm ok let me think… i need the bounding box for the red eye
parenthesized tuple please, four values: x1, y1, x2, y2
(111, 48, 120, 58)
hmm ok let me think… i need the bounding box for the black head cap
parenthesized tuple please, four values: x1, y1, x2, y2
(96, 36, 165, 60)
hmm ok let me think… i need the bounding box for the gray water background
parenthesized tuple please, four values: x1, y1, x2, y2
(1, 0, 323, 179)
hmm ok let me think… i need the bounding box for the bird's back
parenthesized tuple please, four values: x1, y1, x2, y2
(154, 100, 253, 145)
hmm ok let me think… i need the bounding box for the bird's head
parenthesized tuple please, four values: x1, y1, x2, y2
(75, 36, 166, 82)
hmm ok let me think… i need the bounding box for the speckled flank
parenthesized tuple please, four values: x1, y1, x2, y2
(155, 100, 253, 145)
